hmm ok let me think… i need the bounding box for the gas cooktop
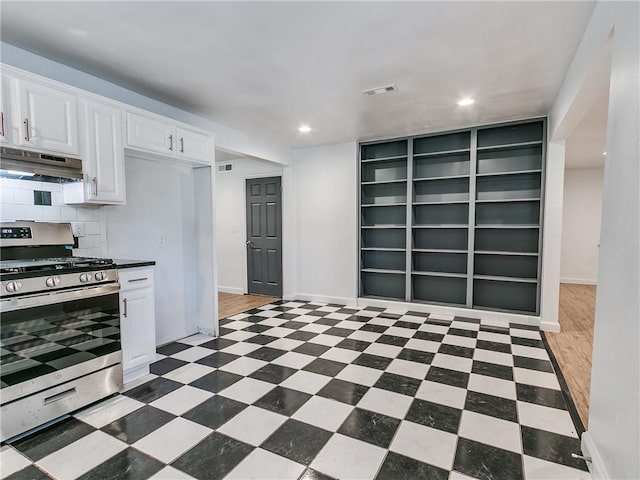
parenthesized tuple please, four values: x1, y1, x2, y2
(0, 257, 115, 275)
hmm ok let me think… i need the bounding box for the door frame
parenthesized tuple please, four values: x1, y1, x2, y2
(241, 173, 283, 296)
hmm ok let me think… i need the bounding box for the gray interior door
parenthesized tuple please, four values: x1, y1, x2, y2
(246, 177, 283, 297)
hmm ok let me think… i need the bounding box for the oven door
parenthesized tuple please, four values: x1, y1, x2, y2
(0, 284, 121, 403)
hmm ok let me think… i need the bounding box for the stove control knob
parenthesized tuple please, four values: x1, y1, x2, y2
(79, 273, 93, 283)
(94, 271, 106, 281)
(6, 281, 23, 293)
(45, 276, 61, 288)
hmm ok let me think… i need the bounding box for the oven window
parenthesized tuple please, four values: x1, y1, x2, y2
(1, 293, 120, 388)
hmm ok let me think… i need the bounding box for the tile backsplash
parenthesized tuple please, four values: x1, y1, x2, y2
(0, 178, 107, 257)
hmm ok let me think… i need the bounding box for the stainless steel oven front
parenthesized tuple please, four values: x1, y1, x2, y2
(0, 282, 123, 441)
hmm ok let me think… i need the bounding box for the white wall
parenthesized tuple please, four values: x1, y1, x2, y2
(215, 158, 283, 294)
(550, 3, 639, 478)
(284, 142, 358, 305)
(560, 167, 603, 284)
(105, 156, 201, 345)
(0, 177, 106, 256)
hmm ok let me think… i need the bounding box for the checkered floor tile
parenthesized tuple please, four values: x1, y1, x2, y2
(1, 301, 591, 480)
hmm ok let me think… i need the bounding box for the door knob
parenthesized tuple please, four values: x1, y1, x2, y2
(246, 240, 252, 246)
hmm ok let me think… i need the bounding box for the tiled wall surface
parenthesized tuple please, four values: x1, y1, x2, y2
(0, 178, 107, 257)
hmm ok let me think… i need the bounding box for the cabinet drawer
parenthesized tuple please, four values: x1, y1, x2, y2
(118, 267, 154, 291)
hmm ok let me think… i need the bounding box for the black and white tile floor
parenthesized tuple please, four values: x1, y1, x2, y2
(1, 301, 591, 480)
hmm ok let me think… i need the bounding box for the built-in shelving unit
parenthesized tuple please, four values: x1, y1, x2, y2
(359, 119, 545, 314)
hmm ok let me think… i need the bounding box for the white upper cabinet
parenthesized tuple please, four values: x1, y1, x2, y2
(83, 99, 126, 204)
(15, 78, 79, 155)
(176, 127, 212, 163)
(0, 75, 11, 144)
(125, 112, 174, 155)
(125, 112, 213, 164)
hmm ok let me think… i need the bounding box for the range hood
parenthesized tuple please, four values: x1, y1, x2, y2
(0, 146, 83, 182)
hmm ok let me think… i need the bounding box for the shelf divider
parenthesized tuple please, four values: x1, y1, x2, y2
(466, 129, 477, 308)
(405, 139, 414, 302)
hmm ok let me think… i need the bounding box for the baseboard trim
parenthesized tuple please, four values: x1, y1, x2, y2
(289, 293, 358, 306)
(540, 320, 561, 332)
(581, 431, 609, 479)
(357, 297, 540, 327)
(560, 278, 597, 285)
(218, 286, 245, 295)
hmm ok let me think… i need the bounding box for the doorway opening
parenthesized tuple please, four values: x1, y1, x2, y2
(546, 38, 612, 430)
(215, 149, 284, 319)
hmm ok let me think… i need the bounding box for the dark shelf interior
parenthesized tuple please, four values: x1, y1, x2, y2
(362, 250, 406, 271)
(362, 182, 407, 205)
(477, 121, 544, 148)
(414, 252, 467, 274)
(413, 274, 466, 305)
(414, 203, 469, 225)
(362, 159, 407, 183)
(361, 205, 406, 226)
(475, 201, 540, 225)
(473, 279, 537, 313)
(474, 228, 539, 253)
(414, 152, 470, 179)
(477, 145, 543, 175)
(414, 131, 471, 155)
(476, 172, 541, 201)
(362, 228, 406, 249)
(413, 227, 468, 250)
(414, 177, 470, 203)
(362, 140, 408, 160)
(474, 253, 538, 279)
(362, 271, 405, 299)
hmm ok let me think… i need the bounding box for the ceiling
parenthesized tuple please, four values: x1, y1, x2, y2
(1, 1, 595, 150)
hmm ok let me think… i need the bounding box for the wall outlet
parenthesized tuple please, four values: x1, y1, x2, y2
(158, 235, 166, 247)
(71, 222, 85, 237)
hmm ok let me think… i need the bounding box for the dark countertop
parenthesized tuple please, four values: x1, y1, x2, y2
(113, 259, 156, 269)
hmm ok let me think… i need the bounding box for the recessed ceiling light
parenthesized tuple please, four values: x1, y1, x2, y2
(298, 125, 311, 133)
(603, 151, 607, 156)
(457, 98, 475, 106)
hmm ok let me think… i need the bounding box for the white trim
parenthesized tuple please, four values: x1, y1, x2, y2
(287, 293, 358, 307)
(581, 431, 609, 479)
(357, 297, 540, 327)
(560, 278, 598, 285)
(540, 321, 561, 332)
(217, 286, 245, 295)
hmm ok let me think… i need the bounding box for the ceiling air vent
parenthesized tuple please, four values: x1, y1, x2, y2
(217, 163, 233, 172)
(362, 84, 398, 96)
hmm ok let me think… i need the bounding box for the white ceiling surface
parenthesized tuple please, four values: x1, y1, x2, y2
(1, 2, 594, 149)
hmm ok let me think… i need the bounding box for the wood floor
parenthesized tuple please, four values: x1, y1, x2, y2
(545, 283, 596, 428)
(218, 292, 281, 319)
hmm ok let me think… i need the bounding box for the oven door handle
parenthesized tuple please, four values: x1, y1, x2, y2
(0, 284, 120, 313)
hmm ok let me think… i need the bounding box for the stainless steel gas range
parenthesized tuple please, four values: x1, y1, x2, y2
(0, 221, 123, 441)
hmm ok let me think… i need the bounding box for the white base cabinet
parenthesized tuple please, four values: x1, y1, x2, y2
(119, 267, 156, 384)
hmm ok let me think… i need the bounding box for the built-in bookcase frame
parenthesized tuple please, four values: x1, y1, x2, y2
(358, 118, 546, 315)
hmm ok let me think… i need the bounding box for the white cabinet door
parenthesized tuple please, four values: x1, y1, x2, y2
(176, 127, 212, 163)
(126, 112, 175, 155)
(121, 286, 156, 374)
(0, 75, 11, 144)
(84, 100, 126, 204)
(16, 78, 79, 155)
